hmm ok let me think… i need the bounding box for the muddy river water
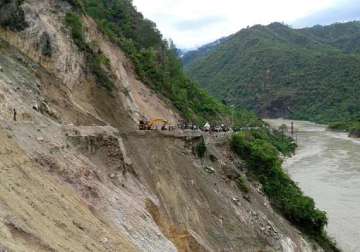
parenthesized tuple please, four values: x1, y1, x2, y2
(265, 119, 360, 252)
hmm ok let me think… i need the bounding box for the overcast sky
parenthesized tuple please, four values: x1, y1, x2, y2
(133, 0, 360, 49)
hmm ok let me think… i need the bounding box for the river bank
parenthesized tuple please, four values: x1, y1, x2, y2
(266, 119, 360, 252)
(328, 121, 360, 138)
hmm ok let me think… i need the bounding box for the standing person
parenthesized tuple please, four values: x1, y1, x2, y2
(13, 108, 17, 121)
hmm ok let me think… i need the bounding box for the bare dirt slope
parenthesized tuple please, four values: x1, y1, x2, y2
(0, 1, 323, 251)
(124, 132, 319, 252)
(0, 126, 137, 252)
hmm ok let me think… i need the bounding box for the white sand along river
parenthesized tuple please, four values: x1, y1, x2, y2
(266, 119, 360, 252)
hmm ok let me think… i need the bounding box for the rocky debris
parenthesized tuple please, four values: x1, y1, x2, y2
(243, 194, 251, 202)
(36, 136, 44, 142)
(34, 154, 61, 174)
(248, 210, 280, 241)
(221, 163, 240, 180)
(0, 245, 9, 252)
(232, 197, 240, 205)
(72, 220, 85, 231)
(256, 184, 265, 196)
(101, 237, 109, 244)
(65, 127, 138, 180)
(204, 166, 215, 174)
(37, 100, 59, 120)
(209, 154, 217, 162)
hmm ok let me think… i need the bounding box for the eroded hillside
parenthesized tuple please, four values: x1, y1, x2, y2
(0, 0, 328, 251)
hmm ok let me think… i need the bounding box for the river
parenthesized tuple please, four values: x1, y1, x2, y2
(265, 119, 360, 252)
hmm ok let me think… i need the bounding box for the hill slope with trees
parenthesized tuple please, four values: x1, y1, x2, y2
(62, 0, 261, 127)
(183, 22, 360, 123)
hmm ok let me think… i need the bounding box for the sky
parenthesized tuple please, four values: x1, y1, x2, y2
(132, 0, 360, 49)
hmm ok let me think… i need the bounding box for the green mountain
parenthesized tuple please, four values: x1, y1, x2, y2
(183, 22, 360, 123)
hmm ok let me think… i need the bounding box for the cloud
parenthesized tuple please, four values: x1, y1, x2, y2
(174, 16, 227, 31)
(133, 0, 349, 49)
(293, 0, 360, 27)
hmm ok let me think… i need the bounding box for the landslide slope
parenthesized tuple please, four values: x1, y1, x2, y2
(0, 0, 330, 251)
(183, 22, 360, 123)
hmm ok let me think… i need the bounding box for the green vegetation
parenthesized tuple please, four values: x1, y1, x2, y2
(231, 131, 339, 251)
(349, 123, 360, 137)
(63, 0, 261, 126)
(40, 32, 52, 57)
(183, 22, 360, 123)
(328, 121, 353, 131)
(195, 139, 207, 159)
(251, 128, 297, 156)
(65, 12, 114, 91)
(64, 12, 85, 50)
(329, 120, 360, 137)
(0, 0, 27, 31)
(236, 176, 250, 194)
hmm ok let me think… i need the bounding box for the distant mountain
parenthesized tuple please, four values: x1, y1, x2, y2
(182, 37, 230, 65)
(183, 21, 360, 123)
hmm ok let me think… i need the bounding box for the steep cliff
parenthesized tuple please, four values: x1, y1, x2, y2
(0, 1, 329, 251)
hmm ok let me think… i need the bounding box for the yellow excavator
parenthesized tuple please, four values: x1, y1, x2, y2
(139, 118, 168, 130)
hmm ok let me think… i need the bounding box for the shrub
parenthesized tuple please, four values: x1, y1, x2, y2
(195, 139, 206, 159)
(231, 132, 339, 251)
(329, 120, 360, 138)
(0, 0, 28, 31)
(65, 12, 114, 91)
(40, 32, 52, 57)
(251, 128, 296, 156)
(236, 176, 250, 193)
(349, 122, 360, 137)
(328, 121, 349, 131)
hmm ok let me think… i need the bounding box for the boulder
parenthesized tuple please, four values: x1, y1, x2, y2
(221, 164, 240, 180)
(37, 137, 44, 142)
(204, 166, 215, 174)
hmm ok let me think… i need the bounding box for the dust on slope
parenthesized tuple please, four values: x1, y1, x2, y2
(124, 131, 321, 252)
(0, 0, 181, 128)
(83, 17, 182, 125)
(0, 29, 177, 251)
(0, 1, 326, 251)
(0, 126, 137, 252)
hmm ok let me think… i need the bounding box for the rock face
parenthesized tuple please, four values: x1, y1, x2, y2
(0, 1, 323, 251)
(0, 0, 27, 31)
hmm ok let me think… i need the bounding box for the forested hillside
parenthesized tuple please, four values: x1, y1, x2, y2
(183, 22, 360, 123)
(64, 0, 260, 126)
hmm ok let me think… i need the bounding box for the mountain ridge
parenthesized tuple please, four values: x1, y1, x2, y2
(183, 21, 360, 123)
